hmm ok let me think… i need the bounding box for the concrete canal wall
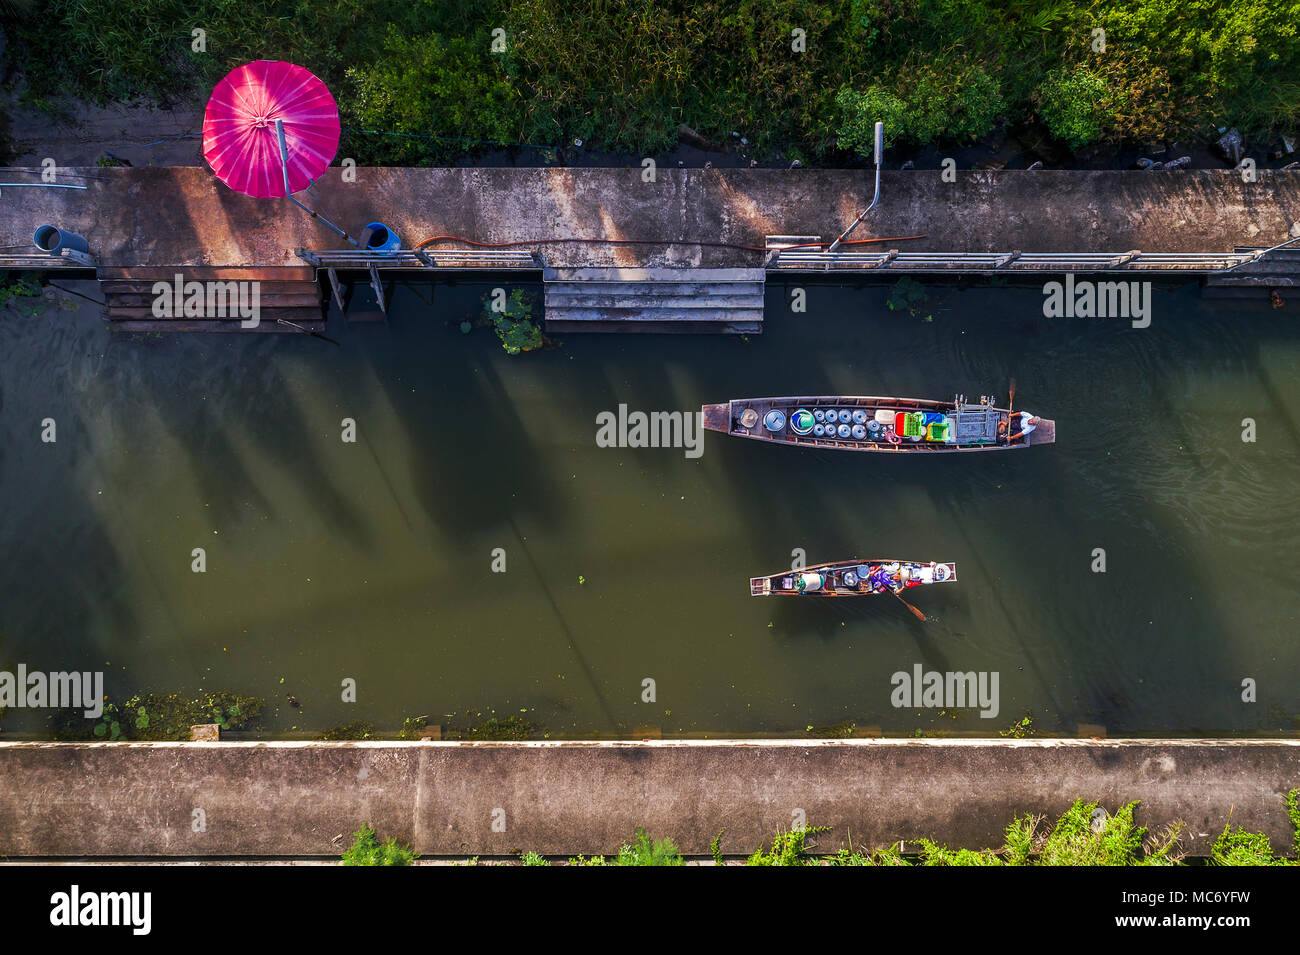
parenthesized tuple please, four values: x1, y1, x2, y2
(4, 167, 1300, 269)
(0, 739, 1296, 859)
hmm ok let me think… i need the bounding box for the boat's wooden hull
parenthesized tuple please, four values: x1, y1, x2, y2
(750, 559, 957, 596)
(703, 395, 1055, 452)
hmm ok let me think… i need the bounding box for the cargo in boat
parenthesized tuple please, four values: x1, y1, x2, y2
(702, 394, 1055, 452)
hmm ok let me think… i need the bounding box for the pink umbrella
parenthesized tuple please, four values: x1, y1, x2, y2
(203, 59, 340, 199)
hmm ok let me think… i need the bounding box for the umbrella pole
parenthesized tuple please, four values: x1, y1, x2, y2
(276, 120, 360, 247)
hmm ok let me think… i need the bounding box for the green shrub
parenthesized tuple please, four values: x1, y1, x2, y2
(1210, 825, 1285, 866)
(341, 824, 417, 866)
(616, 829, 685, 866)
(837, 87, 908, 151)
(746, 825, 829, 866)
(838, 55, 1004, 151)
(1038, 800, 1180, 866)
(344, 27, 520, 164)
(1210, 790, 1300, 866)
(1289, 789, 1300, 858)
(1035, 66, 1110, 148)
(520, 851, 549, 866)
(1035, 52, 1176, 147)
(917, 839, 1004, 866)
(7, 0, 1300, 160)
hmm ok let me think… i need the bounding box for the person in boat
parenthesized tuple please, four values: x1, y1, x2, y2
(868, 566, 902, 594)
(1009, 411, 1039, 441)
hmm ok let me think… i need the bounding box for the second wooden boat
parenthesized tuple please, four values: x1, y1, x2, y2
(750, 559, 957, 596)
(703, 394, 1055, 452)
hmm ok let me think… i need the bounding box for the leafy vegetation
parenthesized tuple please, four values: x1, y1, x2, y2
(561, 829, 684, 865)
(338, 793, 1299, 864)
(341, 824, 417, 866)
(1000, 712, 1036, 738)
(746, 825, 831, 865)
(1210, 792, 1300, 866)
(0, 272, 44, 313)
(319, 719, 375, 740)
(615, 829, 686, 865)
(481, 288, 543, 356)
(7, 0, 1299, 162)
(886, 277, 933, 321)
(55, 691, 264, 741)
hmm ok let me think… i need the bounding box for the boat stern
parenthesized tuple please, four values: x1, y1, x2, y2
(749, 576, 771, 596)
(1027, 417, 1056, 446)
(702, 402, 731, 434)
(927, 561, 957, 583)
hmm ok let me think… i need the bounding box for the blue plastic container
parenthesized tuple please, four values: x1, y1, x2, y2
(34, 225, 89, 255)
(363, 222, 401, 253)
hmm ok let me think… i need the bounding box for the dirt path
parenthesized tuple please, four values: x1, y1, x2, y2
(4, 94, 206, 166)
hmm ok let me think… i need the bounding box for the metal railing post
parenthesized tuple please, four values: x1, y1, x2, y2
(276, 120, 360, 247)
(828, 121, 884, 254)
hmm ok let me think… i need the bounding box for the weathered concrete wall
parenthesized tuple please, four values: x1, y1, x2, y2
(3, 167, 1299, 269)
(0, 740, 1296, 858)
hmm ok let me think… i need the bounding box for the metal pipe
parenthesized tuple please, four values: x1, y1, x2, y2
(0, 183, 88, 190)
(276, 120, 360, 247)
(1218, 234, 1300, 272)
(827, 122, 884, 254)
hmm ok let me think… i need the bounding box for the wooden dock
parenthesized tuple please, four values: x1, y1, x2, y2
(2, 166, 1299, 332)
(98, 266, 325, 333)
(543, 267, 765, 334)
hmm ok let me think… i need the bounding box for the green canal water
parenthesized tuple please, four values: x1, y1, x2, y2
(1, 279, 1297, 737)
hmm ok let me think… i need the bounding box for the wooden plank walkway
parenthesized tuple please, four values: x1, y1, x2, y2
(543, 267, 764, 334)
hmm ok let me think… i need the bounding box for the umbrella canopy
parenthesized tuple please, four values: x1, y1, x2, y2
(203, 60, 340, 199)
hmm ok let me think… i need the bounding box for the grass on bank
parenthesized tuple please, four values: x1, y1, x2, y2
(4, 0, 1299, 163)
(342, 791, 1300, 865)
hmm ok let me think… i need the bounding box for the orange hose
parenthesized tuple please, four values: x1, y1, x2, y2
(414, 233, 926, 253)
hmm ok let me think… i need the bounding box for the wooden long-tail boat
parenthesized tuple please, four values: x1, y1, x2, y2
(750, 559, 957, 596)
(703, 394, 1055, 452)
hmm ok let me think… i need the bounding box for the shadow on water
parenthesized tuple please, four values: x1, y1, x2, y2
(359, 282, 569, 542)
(702, 280, 1300, 734)
(1, 275, 1297, 737)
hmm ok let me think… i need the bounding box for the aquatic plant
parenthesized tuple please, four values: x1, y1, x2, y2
(479, 289, 542, 356)
(463, 714, 537, 741)
(0, 272, 43, 314)
(886, 278, 931, 321)
(319, 720, 375, 741)
(1000, 712, 1035, 738)
(397, 716, 430, 740)
(54, 691, 264, 741)
(806, 720, 856, 739)
(341, 824, 417, 866)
